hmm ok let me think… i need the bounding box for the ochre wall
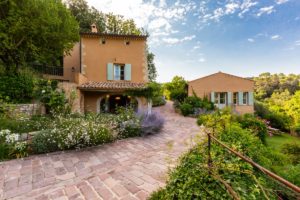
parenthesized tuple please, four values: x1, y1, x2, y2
(234, 105, 254, 114)
(188, 72, 254, 97)
(188, 72, 255, 114)
(63, 43, 80, 82)
(83, 91, 148, 113)
(81, 37, 147, 83)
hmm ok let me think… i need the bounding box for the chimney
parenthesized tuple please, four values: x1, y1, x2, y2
(91, 23, 98, 33)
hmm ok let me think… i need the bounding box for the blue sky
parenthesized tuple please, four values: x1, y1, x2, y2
(86, 0, 300, 82)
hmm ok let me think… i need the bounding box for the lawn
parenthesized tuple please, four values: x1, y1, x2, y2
(266, 133, 300, 151)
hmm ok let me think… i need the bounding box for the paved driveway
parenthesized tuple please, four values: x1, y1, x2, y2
(0, 102, 202, 200)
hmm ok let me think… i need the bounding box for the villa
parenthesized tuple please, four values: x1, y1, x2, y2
(188, 72, 254, 114)
(44, 24, 150, 114)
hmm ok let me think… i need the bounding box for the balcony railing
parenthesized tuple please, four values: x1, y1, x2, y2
(33, 64, 64, 76)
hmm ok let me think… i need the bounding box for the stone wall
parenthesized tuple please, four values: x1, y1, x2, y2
(58, 82, 81, 113)
(11, 104, 45, 117)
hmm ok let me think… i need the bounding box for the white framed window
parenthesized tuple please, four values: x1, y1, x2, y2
(243, 92, 248, 105)
(214, 92, 227, 104)
(233, 92, 238, 105)
(214, 93, 219, 104)
(114, 64, 125, 80)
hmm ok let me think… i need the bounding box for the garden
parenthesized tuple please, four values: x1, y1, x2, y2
(150, 109, 300, 199)
(163, 76, 215, 116)
(0, 69, 165, 161)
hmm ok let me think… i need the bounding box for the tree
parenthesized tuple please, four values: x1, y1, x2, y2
(66, 0, 144, 35)
(254, 73, 300, 100)
(165, 76, 188, 103)
(0, 0, 79, 73)
(147, 49, 157, 82)
(285, 91, 300, 130)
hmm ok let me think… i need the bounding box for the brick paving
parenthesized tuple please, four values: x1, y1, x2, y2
(0, 102, 202, 200)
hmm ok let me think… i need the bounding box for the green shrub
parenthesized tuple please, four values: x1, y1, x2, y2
(237, 114, 268, 144)
(31, 115, 114, 153)
(0, 69, 36, 103)
(31, 130, 59, 153)
(281, 142, 300, 164)
(0, 114, 51, 133)
(265, 113, 289, 132)
(149, 126, 278, 199)
(0, 143, 11, 161)
(152, 96, 166, 107)
(34, 79, 69, 114)
(277, 164, 300, 186)
(115, 107, 141, 138)
(31, 108, 140, 153)
(294, 124, 300, 136)
(0, 129, 29, 160)
(179, 103, 193, 116)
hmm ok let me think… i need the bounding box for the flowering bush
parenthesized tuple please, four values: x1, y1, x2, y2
(31, 107, 142, 153)
(140, 112, 165, 136)
(115, 107, 141, 138)
(0, 129, 28, 160)
(32, 115, 114, 153)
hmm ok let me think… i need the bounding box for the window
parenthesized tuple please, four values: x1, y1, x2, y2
(214, 93, 219, 104)
(219, 92, 226, 104)
(233, 92, 238, 105)
(114, 64, 125, 80)
(243, 92, 248, 105)
(214, 92, 227, 104)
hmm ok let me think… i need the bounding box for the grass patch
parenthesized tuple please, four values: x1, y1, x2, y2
(266, 133, 300, 151)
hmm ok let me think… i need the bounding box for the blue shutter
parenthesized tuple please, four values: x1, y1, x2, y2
(211, 92, 215, 103)
(248, 92, 254, 105)
(227, 92, 232, 105)
(107, 63, 113, 80)
(125, 64, 131, 81)
(238, 92, 243, 105)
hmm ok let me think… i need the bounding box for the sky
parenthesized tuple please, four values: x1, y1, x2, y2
(86, 0, 300, 82)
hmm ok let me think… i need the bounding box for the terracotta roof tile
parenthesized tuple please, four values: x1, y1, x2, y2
(78, 81, 146, 90)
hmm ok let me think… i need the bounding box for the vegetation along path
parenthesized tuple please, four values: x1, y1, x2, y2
(0, 102, 202, 200)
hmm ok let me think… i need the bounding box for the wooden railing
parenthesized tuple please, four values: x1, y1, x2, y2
(206, 131, 300, 199)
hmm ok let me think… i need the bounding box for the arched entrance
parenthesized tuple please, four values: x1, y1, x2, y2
(99, 95, 138, 113)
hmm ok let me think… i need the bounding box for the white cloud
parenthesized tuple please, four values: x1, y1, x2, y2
(270, 35, 281, 40)
(225, 3, 239, 14)
(210, 8, 225, 21)
(239, 0, 258, 18)
(198, 58, 206, 62)
(193, 45, 201, 50)
(162, 35, 195, 45)
(86, 0, 197, 46)
(257, 6, 275, 17)
(248, 38, 255, 42)
(275, 0, 289, 5)
(295, 40, 300, 46)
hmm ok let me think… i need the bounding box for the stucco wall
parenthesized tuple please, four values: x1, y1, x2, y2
(188, 72, 254, 114)
(63, 43, 81, 82)
(83, 91, 148, 114)
(188, 72, 254, 97)
(81, 36, 147, 83)
(234, 105, 254, 114)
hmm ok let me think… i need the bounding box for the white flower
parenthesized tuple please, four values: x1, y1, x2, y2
(5, 133, 20, 143)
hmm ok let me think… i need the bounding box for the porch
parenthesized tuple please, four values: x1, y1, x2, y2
(78, 81, 149, 114)
(210, 91, 254, 113)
